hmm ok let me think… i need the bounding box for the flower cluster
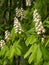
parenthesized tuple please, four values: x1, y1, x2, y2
(33, 9, 45, 34)
(5, 30, 10, 40)
(26, 0, 31, 6)
(0, 40, 5, 48)
(14, 17, 23, 34)
(15, 7, 25, 19)
(41, 35, 46, 42)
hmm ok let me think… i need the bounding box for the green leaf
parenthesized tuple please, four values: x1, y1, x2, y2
(24, 44, 34, 59)
(14, 40, 22, 49)
(15, 47, 21, 56)
(44, 21, 49, 28)
(14, 40, 22, 56)
(6, 41, 22, 60)
(36, 44, 42, 64)
(5, 46, 15, 60)
(43, 62, 49, 65)
(28, 44, 38, 64)
(44, 25, 49, 28)
(27, 28, 35, 34)
(0, 59, 2, 65)
(45, 40, 49, 47)
(25, 35, 37, 46)
(0, 46, 9, 57)
(3, 60, 8, 65)
(24, 44, 42, 64)
(9, 46, 15, 59)
(41, 46, 49, 61)
(11, 28, 16, 42)
(44, 21, 49, 25)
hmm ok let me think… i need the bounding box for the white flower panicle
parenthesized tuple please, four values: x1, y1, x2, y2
(41, 37, 45, 42)
(15, 7, 25, 19)
(0, 40, 5, 48)
(15, 7, 21, 17)
(41, 35, 46, 42)
(33, 9, 45, 34)
(5, 30, 10, 40)
(14, 17, 23, 34)
(26, 0, 31, 6)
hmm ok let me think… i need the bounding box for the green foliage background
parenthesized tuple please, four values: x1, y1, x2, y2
(0, 0, 49, 65)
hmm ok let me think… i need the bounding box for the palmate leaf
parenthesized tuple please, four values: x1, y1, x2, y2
(5, 46, 15, 60)
(44, 21, 49, 25)
(45, 21, 49, 24)
(41, 46, 49, 61)
(27, 28, 35, 35)
(3, 59, 8, 65)
(24, 44, 42, 64)
(45, 39, 49, 47)
(24, 44, 34, 59)
(14, 41, 22, 56)
(25, 35, 37, 46)
(34, 0, 47, 20)
(28, 44, 38, 64)
(43, 21, 49, 28)
(44, 25, 49, 28)
(11, 28, 16, 42)
(35, 44, 42, 65)
(5, 40, 22, 61)
(0, 45, 9, 57)
(43, 62, 49, 65)
(9, 46, 15, 60)
(0, 59, 2, 65)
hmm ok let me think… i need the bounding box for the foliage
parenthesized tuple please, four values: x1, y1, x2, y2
(0, 0, 49, 65)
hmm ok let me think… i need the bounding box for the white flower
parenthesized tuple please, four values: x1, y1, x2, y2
(41, 37, 44, 42)
(33, 9, 46, 34)
(41, 35, 46, 42)
(18, 31, 22, 34)
(15, 7, 25, 19)
(42, 29, 45, 33)
(15, 7, 21, 17)
(0, 40, 5, 48)
(33, 9, 37, 14)
(26, 0, 31, 6)
(14, 17, 23, 34)
(5, 30, 10, 40)
(37, 31, 41, 34)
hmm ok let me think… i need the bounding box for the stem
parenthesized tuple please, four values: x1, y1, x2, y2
(18, 56, 21, 65)
(9, 0, 12, 24)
